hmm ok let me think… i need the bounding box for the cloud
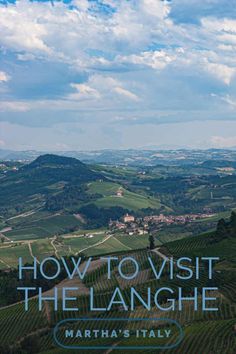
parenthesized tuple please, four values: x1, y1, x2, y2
(113, 86, 139, 101)
(0, 101, 30, 112)
(0, 139, 5, 146)
(117, 50, 177, 70)
(0, 3, 51, 54)
(211, 94, 236, 109)
(0, 0, 236, 149)
(0, 71, 10, 82)
(204, 62, 236, 85)
(210, 135, 236, 148)
(68, 74, 139, 103)
(69, 83, 101, 100)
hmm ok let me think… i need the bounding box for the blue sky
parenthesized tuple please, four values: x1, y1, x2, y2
(0, 0, 236, 150)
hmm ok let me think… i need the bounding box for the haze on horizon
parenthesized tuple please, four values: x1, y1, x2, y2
(0, 0, 236, 151)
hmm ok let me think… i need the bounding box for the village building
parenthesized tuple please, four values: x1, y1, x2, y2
(123, 213, 135, 223)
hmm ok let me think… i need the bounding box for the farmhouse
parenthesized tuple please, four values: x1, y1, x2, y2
(116, 187, 124, 197)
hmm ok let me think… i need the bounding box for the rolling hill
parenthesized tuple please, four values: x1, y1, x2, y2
(0, 154, 165, 240)
(0, 154, 102, 213)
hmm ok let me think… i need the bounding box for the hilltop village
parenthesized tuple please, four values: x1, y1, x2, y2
(109, 212, 214, 236)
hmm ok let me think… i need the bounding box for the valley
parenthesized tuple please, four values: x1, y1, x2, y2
(0, 150, 236, 353)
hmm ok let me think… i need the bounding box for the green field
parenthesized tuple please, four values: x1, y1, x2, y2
(63, 234, 106, 254)
(0, 244, 32, 269)
(31, 239, 55, 261)
(0, 232, 151, 268)
(4, 214, 82, 240)
(88, 181, 163, 211)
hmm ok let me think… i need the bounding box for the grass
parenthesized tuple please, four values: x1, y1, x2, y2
(4, 214, 82, 240)
(0, 243, 32, 268)
(88, 181, 162, 211)
(0, 232, 149, 269)
(63, 234, 106, 253)
(115, 234, 150, 249)
(4, 227, 51, 240)
(31, 238, 55, 261)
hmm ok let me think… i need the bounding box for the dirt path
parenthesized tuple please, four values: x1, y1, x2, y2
(7, 210, 36, 221)
(75, 234, 113, 255)
(62, 230, 105, 239)
(28, 242, 40, 264)
(51, 236, 59, 258)
(152, 247, 170, 262)
(0, 231, 11, 242)
(0, 258, 11, 269)
(113, 236, 132, 250)
(44, 301, 51, 324)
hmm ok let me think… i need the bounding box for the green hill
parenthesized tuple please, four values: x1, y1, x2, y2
(0, 154, 102, 215)
(0, 155, 165, 240)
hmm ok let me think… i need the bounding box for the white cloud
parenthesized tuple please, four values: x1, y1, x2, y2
(73, 0, 90, 11)
(69, 75, 139, 103)
(201, 18, 236, 33)
(0, 71, 10, 82)
(0, 0, 235, 86)
(204, 62, 236, 85)
(0, 4, 51, 54)
(1, 0, 236, 140)
(113, 87, 139, 101)
(0, 101, 30, 112)
(210, 135, 236, 148)
(211, 93, 236, 108)
(69, 83, 101, 100)
(140, 0, 170, 19)
(117, 50, 177, 70)
(0, 139, 5, 146)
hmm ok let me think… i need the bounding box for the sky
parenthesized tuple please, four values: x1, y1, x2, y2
(0, 0, 236, 151)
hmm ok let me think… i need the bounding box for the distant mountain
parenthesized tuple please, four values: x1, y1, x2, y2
(0, 149, 40, 161)
(2, 148, 236, 167)
(200, 160, 236, 168)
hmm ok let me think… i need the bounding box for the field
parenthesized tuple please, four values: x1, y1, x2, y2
(4, 214, 83, 240)
(0, 232, 151, 267)
(0, 243, 32, 269)
(88, 181, 164, 211)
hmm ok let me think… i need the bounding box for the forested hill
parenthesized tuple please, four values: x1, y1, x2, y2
(21, 154, 102, 182)
(0, 154, 103, 216)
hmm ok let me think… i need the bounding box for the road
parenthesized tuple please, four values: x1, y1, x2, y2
(151, 247, 170, 261)
(75, 234, 113, 255)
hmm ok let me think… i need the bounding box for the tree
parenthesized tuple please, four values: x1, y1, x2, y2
(216, 218, 228, 239)
(230, 211, 236, 229)
(149, 234, 155, 250)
